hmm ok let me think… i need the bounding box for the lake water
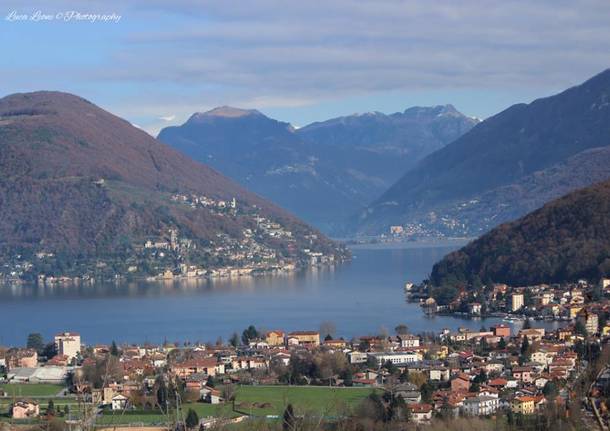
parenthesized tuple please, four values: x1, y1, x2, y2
(0, 243, 559, 346)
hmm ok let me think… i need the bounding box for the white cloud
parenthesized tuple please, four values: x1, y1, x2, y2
(158, 114, 176, 121)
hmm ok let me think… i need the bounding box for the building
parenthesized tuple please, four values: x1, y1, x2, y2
(7, 349, 37, 369)
(577, 310, 599, 335)
(511, 396, 535, 415)
(265, 330, 285, 347)
(367, 351, 419, 365)
(451, 373, 470, 392)
(491, 324, 511, 338)
(399, 335, 420, 348)
(54, 332, 81, 361)
(462, 396, 499, 416)
(468, 303, 482, 315)
(408, 403, 433, 423)
(287, 331, 320, 347)
(511, 293, 524, 312)
(12, 400, 39, 419)
(111, 394, 128, 411)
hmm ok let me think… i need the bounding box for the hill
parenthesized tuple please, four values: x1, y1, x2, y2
(356, 68, 610, 237)
(158, 105, 477, 232)
(430, 179, 610, 287)
(0, 92, 346, 282)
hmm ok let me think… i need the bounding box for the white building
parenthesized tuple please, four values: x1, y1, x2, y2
(400, 335, 420, 348)
(511, 293, 524, 312)
(461, 396, 499, 416)
(368, 351, 419, 365)
(111, 394, 128, 411)
(54, 332, 81, 361)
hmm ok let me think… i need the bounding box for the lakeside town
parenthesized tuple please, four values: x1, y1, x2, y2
(406, 277, 610, 325)
(1, 312, 609, 430)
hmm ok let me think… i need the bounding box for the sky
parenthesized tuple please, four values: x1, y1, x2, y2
(1, 0, 610, 135)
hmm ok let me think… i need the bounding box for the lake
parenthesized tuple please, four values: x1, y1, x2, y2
(0, 242, 558, 346)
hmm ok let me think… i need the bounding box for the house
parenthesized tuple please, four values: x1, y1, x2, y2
(202, 387, 222, 404)
(394, 382, 421, 403)
(54, 332, 81, 361)
(12, 400, 39, 419)
(6, 349, 38, 369)
(348, 351, 368, 364)
(512, 366, 534, 383)
(265, 330, 285, 347)
(111, 394, 128, 411)
(399, 335, 420, 348)
(491, 324, 511, 338)
(511, 396, 535, 415)
(451, 373, 470, 392)
(408, 403, 433, 423)
(576, 310, 599, 335)
(468, 303, 482, 315)
(171, 358, 223, 378)
(461, 395, 499, 416)
(287, 331, 320, 347)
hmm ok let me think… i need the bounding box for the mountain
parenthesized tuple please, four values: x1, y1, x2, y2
(430, 179, 610, 287)
(158, 105, 477, 232)
(0, 92, 346, 282)
(357, 69, 610, 237)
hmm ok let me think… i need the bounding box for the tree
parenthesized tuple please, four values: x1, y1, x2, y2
(282, 404, 297, 431)
(185, 408, 199, 429)
(229, 332, 240, 347)
(521, 336, 530, 356)
(543, 381, 558, 399)
(320, 321, 336, 340)
(206, 376, 215, 388)
(395, 324, 409, 335)
(222, 384, 236, 411)
(41, 342, 57, 359)
(110, 341, 119, 356)
(498, 337, 507, 349)
(156, 377, 169, 413)
(47, 400, 56, 416)
(575, 320, 588, 336)
(241, 325, 259, 345)
(27, 333, 45, 353)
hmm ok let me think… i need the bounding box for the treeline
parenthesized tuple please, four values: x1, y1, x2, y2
(430, 180, 610, 288)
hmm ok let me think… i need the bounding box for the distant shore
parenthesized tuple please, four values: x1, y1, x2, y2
(344, 237, 473, 250)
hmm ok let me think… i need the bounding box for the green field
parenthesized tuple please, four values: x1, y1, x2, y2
(0, 384, 65, 397)
(97, 386, 375, 424)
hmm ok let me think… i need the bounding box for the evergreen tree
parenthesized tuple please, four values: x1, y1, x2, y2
(47, 400, 55, 416)
(498, 337, 507, 349)
(521, 335, 530, 356)
(185, 408, 199, 429)
(282, 404, 297, 431)
(229, 332, 240, 347)
(110, 341, 119, 356)
(26, 333, 45, 354)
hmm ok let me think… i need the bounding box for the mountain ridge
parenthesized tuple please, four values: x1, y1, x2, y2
(159, 104, 478, 232)
(356, 68, 610, 237)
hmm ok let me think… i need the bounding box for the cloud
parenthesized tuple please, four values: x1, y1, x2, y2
(3, 0, 610, 134)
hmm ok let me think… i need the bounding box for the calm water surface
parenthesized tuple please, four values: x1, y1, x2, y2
(0, 244, 557, 345)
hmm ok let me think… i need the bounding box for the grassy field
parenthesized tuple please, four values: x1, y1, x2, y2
(97, 386, 375, 424)
(0, 383, 65, 397)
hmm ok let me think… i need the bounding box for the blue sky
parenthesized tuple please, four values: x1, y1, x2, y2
(1, 0, 610, 135)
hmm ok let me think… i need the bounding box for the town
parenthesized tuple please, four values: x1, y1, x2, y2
(1, 313, 609, 430)
(0, 192, 344, 287)
(407, 278, 610, 326)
